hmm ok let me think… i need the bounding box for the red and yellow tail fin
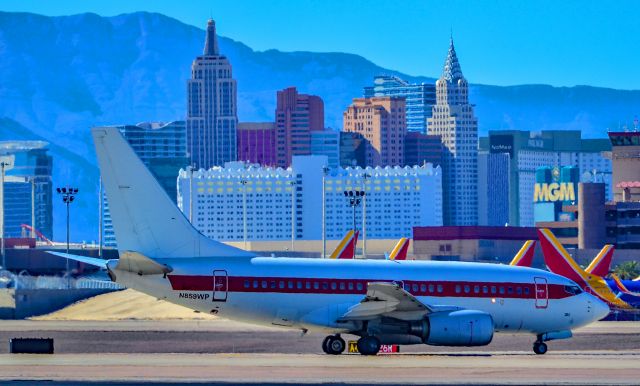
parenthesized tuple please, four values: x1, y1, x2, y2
(388, 238, 410, 261)
(585, 245, 615, 277)
(330, 230, 359, 259)
(509, 240, 536, 267)
(537, 228, 590, 288)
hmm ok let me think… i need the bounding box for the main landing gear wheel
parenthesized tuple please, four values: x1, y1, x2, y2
(533, 341, 548, 355)
(357, 336, 381, 356)
(322, 335, 346, 355)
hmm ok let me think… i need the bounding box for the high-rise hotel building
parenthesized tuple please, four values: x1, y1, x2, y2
(427, 39, 478, 225)
(177, 156, 442, 241)
(186, 19, 238, 169)
(343, 97, 406, 167)
(274, 87, 324, 168)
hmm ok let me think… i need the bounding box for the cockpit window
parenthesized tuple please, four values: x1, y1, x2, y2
(564, 285, 582, 295)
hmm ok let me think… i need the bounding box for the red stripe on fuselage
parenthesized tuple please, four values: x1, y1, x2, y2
(167, 275, 574, 300)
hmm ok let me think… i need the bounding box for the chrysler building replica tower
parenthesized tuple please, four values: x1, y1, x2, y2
(428, 38, 478, 225)
(186, 19, 238, 168)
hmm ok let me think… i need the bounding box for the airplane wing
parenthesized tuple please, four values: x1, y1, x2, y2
(340, 282, 459, 321)
(585, 245, 615, 276)
(509, 240, 536, 267)
(47, 252, 109, 268)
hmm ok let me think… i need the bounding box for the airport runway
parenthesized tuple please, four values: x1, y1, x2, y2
(0, 320, 639, 384)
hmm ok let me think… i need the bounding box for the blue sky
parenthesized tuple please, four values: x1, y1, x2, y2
(2, 0, 639, 89)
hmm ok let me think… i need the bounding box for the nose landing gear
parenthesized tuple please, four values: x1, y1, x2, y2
(322, 335, 346, 355)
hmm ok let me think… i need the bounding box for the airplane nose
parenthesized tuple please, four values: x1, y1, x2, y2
(589, 295, 610, 321)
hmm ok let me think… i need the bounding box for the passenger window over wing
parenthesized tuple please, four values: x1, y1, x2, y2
(348, 282, 354, 290)
(428, 284, 434, 293)
(412, 284, 419, 293)
(437, 284, 443, 293)
(357, 282, 363, 291)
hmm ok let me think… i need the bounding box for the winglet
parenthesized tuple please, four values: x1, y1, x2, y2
(509, 240, 536, 267)
(537, 228, 589, 287)
(585, 245, 615, 277)
(330, 230, 359, 259)
(388, 238, 410, 261)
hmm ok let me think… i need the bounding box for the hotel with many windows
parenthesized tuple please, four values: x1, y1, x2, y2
(177, 155, 442, 242)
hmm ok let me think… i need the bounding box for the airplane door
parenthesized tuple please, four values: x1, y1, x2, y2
(534, 277, 548, 309)
(213, 270, 228, 302)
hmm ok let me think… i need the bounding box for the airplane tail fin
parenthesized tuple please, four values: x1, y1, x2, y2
(388, 238, 410, 261)
(330, 230, 359, 259)
(585, 245, 615, 277)
(509, 240, 536, 267)
(92, 127, 255, 259)
(611, 274, 640, 297)
(537, 228, 589, 287)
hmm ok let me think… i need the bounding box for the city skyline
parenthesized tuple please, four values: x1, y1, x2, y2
(3, 0, 640, 90)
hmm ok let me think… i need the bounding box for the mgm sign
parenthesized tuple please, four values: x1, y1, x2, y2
(533, 182, 576, 202)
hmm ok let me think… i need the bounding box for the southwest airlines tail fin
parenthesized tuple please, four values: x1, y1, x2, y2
(388, 238, 410, 261)
(330, 230, 359, 259)
(92, 127, 255, 259)
(611, 274, 640, 297)
(509, 240, 536, 267)
(585, 245, 615, 277)
(537, 228, 589, 287)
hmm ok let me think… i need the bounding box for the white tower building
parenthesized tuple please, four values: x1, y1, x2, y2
(427, 38, 478, 225)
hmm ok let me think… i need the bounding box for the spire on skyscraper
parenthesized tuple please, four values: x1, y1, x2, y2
(442, 38, 464, 82)
(203, 19, 219, 56)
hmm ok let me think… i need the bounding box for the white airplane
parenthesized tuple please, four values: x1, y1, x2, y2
(50, 128, 609, 356)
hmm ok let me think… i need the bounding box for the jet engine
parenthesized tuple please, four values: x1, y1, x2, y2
(409, 309, 494, 346)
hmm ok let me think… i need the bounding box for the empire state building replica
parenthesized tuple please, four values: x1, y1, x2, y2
(186, 19, 238, 169)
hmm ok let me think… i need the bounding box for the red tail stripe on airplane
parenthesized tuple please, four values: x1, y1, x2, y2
(167, 275, 575, 300)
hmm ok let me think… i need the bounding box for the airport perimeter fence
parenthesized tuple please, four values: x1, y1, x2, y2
(0, 270, 124, 290)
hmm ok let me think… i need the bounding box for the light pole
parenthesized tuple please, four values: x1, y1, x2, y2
(289, 180, 296, 252)
(362, 173, 370, 259)
(56, 186, 78, 285)
(322, 166, 329, 258)
(0, 160, 8, 269)
(188, 165, 195, 223)
(343, 190, 364, 259)
(98, 177, 103, 258)
(240, 179, 248, 249)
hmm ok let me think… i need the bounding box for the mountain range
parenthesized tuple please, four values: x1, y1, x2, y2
(1, 11, 639, 241)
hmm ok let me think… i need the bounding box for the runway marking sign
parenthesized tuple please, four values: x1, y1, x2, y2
(347, 341, 400, 354)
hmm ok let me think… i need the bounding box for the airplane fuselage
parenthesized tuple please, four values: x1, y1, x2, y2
(111, 257, 606, 338)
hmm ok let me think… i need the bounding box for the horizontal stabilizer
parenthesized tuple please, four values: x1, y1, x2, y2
(47, 252, 109, 268)
(116, 251, 173, 276)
